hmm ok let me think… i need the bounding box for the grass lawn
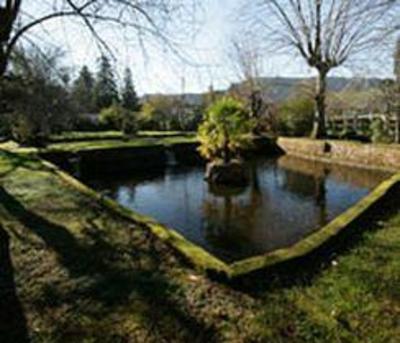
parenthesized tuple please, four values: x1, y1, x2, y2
(0, 132, 198, 155)
(0, 149, 399, 342)
(49, 130, 124, 142)
(44, 135, 197, 153)
(49, 131, 196, 143)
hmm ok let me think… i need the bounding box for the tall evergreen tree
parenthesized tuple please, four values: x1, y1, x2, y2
(72, 65, 95, 113)
(121, 67, 140, 111)
(93, 55, 119, 111)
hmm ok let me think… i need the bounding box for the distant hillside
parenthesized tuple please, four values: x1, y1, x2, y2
(230, 77, 384, 102)
(142, 77, 384, 105)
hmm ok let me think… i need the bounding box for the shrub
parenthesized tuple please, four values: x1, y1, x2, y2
(0, 113, 12, 138)
(99, 103, 123, 129)
(122, 111, 138, 136)
(197, 97, 254, 163)
(11, 115, 48, 146)
(99, 103, 138, 135)
(370, 119, 392, 144)
(73, 115, 105, 132)
(277, 97, 314, 137)
(136, 102, 156, 130)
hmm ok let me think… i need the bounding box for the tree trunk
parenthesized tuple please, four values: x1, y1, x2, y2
(222, 127, 230, 164)
(396, 84, 400, 144)
(311, 69, 328, 139)
(222, 138, 230, 164)
(0, 48, 7, 78)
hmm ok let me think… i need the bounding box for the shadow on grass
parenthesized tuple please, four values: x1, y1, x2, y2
(230, 186, 400, 296)
(0, 225, 29, 343)
(0, 150, 43, 179)
(0, 186, 219, 341)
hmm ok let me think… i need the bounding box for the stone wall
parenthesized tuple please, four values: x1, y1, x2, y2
(278, 137, 400, 172)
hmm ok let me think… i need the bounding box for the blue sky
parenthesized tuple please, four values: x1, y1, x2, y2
(22, 0, 396, 95)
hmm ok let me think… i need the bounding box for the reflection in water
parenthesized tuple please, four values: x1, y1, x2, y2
(85, 156, 391, 262)
(280, 168, 329, 226)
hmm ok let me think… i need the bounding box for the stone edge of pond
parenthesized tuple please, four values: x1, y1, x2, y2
(39, 158, 232, 277)
(228, 172, 400, 277)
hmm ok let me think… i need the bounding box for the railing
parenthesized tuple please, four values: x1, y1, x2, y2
(327, 113, 400, 136)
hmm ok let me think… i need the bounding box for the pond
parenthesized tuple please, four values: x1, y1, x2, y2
(85, 155, 391, 262)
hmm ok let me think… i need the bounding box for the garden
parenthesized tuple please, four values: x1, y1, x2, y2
(1, 1, 400, 342)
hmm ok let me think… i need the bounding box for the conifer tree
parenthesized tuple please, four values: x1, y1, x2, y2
(121, 67, 140, 111)
(72, 65, 95, 113)
(93, 55, 119, 111)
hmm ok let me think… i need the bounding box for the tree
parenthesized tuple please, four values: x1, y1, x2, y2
(277, 95, 314, 137)
(248, 0, 400, 138)
(93, 55, 118, 111)
(197, 97, 254, 164)
(228, 33, 269, 133)
(99, 102, 138, 135)
(394, 37, 400, 142)
(121, 68, 140, 112)
(1, 48, 75, 145)
(141, 95, 180, 131)
(138, 101, 157, 130)
(72, 65, 94, 113)
(395, 38, 400, 83)
(0, 0, 198, 78)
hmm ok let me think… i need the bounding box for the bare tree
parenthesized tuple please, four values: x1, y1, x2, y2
(230, 34, 264, 88)
(248, 0, 400, 138)
(228, 34, 270, 133)
(0, 0, 198, 77)
(396, 37, 400, 83)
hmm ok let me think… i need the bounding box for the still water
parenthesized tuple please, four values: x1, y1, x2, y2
(86, 155, 391, 262)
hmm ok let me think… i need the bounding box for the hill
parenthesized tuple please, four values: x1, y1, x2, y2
(142, 77, 385, 106)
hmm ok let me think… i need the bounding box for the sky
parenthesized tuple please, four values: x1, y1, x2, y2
(20, 0, 398, 95)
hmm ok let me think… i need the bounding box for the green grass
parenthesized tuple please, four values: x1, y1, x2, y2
(49, 130, 124, 142)
(250, 212, 400, 342)
(0, 149, 399, 342)
(44, 135, 197, 153)
(49, 130, 196, 143)
(0, 133, 198, 155)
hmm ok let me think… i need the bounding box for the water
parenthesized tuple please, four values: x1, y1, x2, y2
(86, 155, 391, 262)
